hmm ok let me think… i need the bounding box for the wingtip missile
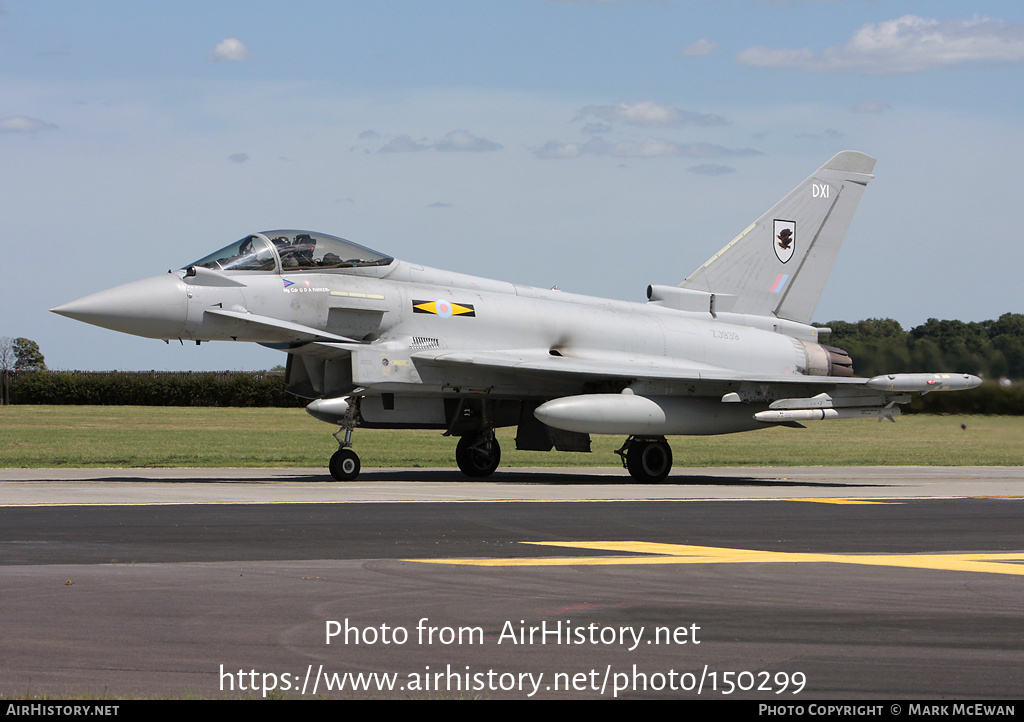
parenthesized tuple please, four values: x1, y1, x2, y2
(865, 373, 982, 394)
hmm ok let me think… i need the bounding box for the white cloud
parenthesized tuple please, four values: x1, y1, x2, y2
(584, 137, 686, 158)
(210, 38, 250, 62)
(677, 142, 762, 158)
(535, 137, 761, 160)
(736, 15, 1024, 74)
(227, 153, 249, 163)
(535, 140, 582, 159)
(378, 130, 502, 153)
(680, 38, 718, 57)
(0, 116, 56, 132)
(577, 101, 727, 128)
(434, 129, 502, 152)
(378, 135, 430, 153)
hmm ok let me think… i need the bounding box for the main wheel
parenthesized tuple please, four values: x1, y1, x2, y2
(625, 440, 673, 483)
(456, 433, 501, 478)
(329, 448, 361, 481)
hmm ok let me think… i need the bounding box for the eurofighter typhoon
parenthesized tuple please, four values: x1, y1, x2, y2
(53, 152, 980, 482)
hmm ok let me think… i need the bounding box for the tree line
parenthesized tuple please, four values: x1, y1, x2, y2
(819, 313, 1024, 381)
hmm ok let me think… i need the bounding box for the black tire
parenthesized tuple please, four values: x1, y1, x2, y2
(456, 433, 501, 478)
(329, 448, 361, 481)
(625, 440, 673, 483)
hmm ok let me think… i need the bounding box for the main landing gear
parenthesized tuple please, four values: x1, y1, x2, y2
(615, 436, 673, 483)
(455, 429, 501, 478)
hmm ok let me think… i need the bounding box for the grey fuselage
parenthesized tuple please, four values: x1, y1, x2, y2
(76, 255, 835, 432)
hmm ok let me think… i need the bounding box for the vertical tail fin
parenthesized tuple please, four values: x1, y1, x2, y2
(678, 151, 876, 324)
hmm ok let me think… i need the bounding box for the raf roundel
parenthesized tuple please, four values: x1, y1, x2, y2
(412, 299, 476, 317)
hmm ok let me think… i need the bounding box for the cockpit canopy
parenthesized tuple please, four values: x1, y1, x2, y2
(187, 231, 394, 273)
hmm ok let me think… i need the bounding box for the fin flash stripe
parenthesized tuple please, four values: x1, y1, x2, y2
(412, 299, 476, 318)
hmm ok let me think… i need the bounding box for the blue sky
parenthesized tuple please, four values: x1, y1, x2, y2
(3, 0, 1023, 371)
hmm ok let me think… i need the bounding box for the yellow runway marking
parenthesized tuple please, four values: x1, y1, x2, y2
(787, 498, 901, 505)
(407, 541, 1024, 576)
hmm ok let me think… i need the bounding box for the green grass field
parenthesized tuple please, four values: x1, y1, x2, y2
(2, 405, 1022, 469)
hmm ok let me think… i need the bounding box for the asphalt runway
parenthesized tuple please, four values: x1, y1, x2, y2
(1, 466, 1022, 700)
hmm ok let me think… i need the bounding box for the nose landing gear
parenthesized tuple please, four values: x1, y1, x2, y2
(328, 396, 362, 481)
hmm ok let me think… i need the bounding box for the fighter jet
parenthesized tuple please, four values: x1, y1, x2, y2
(53, 151, 980, 482)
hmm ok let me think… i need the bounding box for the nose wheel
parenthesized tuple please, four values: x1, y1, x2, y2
(329, 448, 361, 481)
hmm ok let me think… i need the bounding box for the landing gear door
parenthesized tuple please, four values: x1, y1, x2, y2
(351, 349, 424, 386)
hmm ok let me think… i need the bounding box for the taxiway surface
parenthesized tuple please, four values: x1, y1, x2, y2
(2, 466, 1022, 699)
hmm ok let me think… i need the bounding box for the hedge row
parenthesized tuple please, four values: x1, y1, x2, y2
(6, 371, 1022, 414)
(7, 370, 305, 407)
(908, 381, 1024, 415)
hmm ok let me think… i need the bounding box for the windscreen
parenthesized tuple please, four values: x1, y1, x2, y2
(187, 235, 277, 272)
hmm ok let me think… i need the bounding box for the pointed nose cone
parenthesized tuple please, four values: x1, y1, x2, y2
(52, 274, 188, 339)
